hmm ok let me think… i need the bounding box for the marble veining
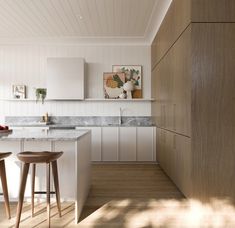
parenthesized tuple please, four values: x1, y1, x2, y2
(5, 116, 154, 127)
(0, 129, 90, 141)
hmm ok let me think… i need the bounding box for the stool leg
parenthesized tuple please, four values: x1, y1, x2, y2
(52, 160, 62, 217)
(15, 163, 29, 228)
(46, 163, 51, 228)
(31, 164, 36, 217)
(0, 160, 11, 219)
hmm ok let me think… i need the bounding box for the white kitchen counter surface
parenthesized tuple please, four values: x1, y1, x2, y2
(0, 129, 90, 141)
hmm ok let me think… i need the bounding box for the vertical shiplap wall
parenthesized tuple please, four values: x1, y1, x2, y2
(0, 44, 151, 122)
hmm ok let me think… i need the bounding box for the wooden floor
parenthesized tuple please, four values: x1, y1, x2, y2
(1, 164, 235, 227)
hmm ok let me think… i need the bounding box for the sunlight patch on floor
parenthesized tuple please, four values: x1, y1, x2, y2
(79, 198, 235, 227)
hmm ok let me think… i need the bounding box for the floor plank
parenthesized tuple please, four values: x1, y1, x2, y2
(1, 164, 235, 227)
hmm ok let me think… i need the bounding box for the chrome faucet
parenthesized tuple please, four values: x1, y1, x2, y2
(119, 108, 122, 125)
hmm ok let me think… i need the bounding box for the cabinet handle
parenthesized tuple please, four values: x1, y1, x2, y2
(173, 104, 176, 131)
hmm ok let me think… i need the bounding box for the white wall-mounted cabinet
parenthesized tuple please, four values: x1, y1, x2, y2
(76, 126, 156, 162)
(47, 58, 85, 100)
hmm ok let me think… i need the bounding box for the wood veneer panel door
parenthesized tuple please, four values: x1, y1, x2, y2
(152, 66, 162, 127)
(191, 0, 235, 22)
(164, 51, 174, 132)
(155, 53, 173, 130)
(191, 23, 235, 201)
(172, 26, 191, 137)
(175, 134, 191, 197)
(151, 0, 191, 69)
(156, 128, 162, 164)
(153, 26, 191, 135)
(157, 128, 167, 171)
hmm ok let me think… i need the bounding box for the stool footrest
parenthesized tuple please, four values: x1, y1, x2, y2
(34, 191, 56, 194)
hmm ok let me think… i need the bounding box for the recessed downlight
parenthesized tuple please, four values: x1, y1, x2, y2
(76, 14, 83, 20)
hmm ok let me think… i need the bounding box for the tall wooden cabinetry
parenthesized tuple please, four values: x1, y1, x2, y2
(152, 0, 235, 201)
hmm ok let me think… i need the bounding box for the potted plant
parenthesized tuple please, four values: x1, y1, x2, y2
(35, 88, 47, 104)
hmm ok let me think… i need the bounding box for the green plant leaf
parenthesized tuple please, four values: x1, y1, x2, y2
(113, 74, 124, 88)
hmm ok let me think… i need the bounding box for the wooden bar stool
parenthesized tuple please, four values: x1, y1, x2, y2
(15, 151, 63, 228)
(0, 152, 11, 219)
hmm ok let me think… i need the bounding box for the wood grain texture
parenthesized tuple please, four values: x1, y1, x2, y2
(172, 27, 191, 137)
(152, 26, 191, 136)
(191, 0, 235, 22)
(156, 128, 192, 198)
(151, 0, 191, 69)
(31, 163, 36, 217)
(0, 164, 184, 227)
(15, 163, 30, 228)
(0, 159, 11, 219)
(152, 0, 235, 204)
(191, 23, 235, 202)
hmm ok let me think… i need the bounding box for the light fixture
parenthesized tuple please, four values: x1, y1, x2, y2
(76, 14, 83, 20)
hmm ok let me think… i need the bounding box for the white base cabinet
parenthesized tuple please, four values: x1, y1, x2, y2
(85, 127, 102, 161)
(137, 127, 156, 161)
(102, 127, 119, 161)
(119, 127, 137, 161)
(77, 126, 156, 162)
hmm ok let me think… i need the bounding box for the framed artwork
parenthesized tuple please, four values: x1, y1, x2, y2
(12, 85, 26, 99)
(112, 65, 142, 98)
(103, 72, 125, 99)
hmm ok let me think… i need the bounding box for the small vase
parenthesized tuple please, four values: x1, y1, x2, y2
(123, 81, 134, 99)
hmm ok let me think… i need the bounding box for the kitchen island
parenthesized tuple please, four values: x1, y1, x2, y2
(0, 129, 91, 223)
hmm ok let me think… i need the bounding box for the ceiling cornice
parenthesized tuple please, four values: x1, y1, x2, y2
(144, 0, 172, 44)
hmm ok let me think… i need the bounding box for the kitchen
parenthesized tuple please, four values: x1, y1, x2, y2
(0, 0, 235, 227)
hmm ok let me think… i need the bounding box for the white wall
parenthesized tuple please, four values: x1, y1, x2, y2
(0, 44, 151, 123)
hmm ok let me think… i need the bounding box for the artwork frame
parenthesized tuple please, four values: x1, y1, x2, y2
(112, 65, 142, 98)
(103, 72, 126, 99)
(12, 85, 26, 99)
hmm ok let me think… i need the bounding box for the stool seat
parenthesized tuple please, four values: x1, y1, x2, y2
(0, 152, 12, 160)
(17, 151, 63, 163)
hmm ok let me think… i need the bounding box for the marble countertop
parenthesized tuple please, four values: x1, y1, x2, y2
(0, 129, 90, 141)
(10, 123, 155, 128)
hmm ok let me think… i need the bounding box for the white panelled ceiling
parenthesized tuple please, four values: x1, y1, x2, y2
(0, 0, 172, 44)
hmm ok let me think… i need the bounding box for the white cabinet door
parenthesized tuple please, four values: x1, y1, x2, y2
(119, 127, 136, 161)
(76, 127, 101, 161)
(102, 127, 118, 161)
(137, 127, 155, 161)
(47, 58, 84, 100)
(89, 127, 102, 161)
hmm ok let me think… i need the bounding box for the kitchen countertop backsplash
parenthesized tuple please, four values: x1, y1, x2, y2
(5, 116, 154, 127)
